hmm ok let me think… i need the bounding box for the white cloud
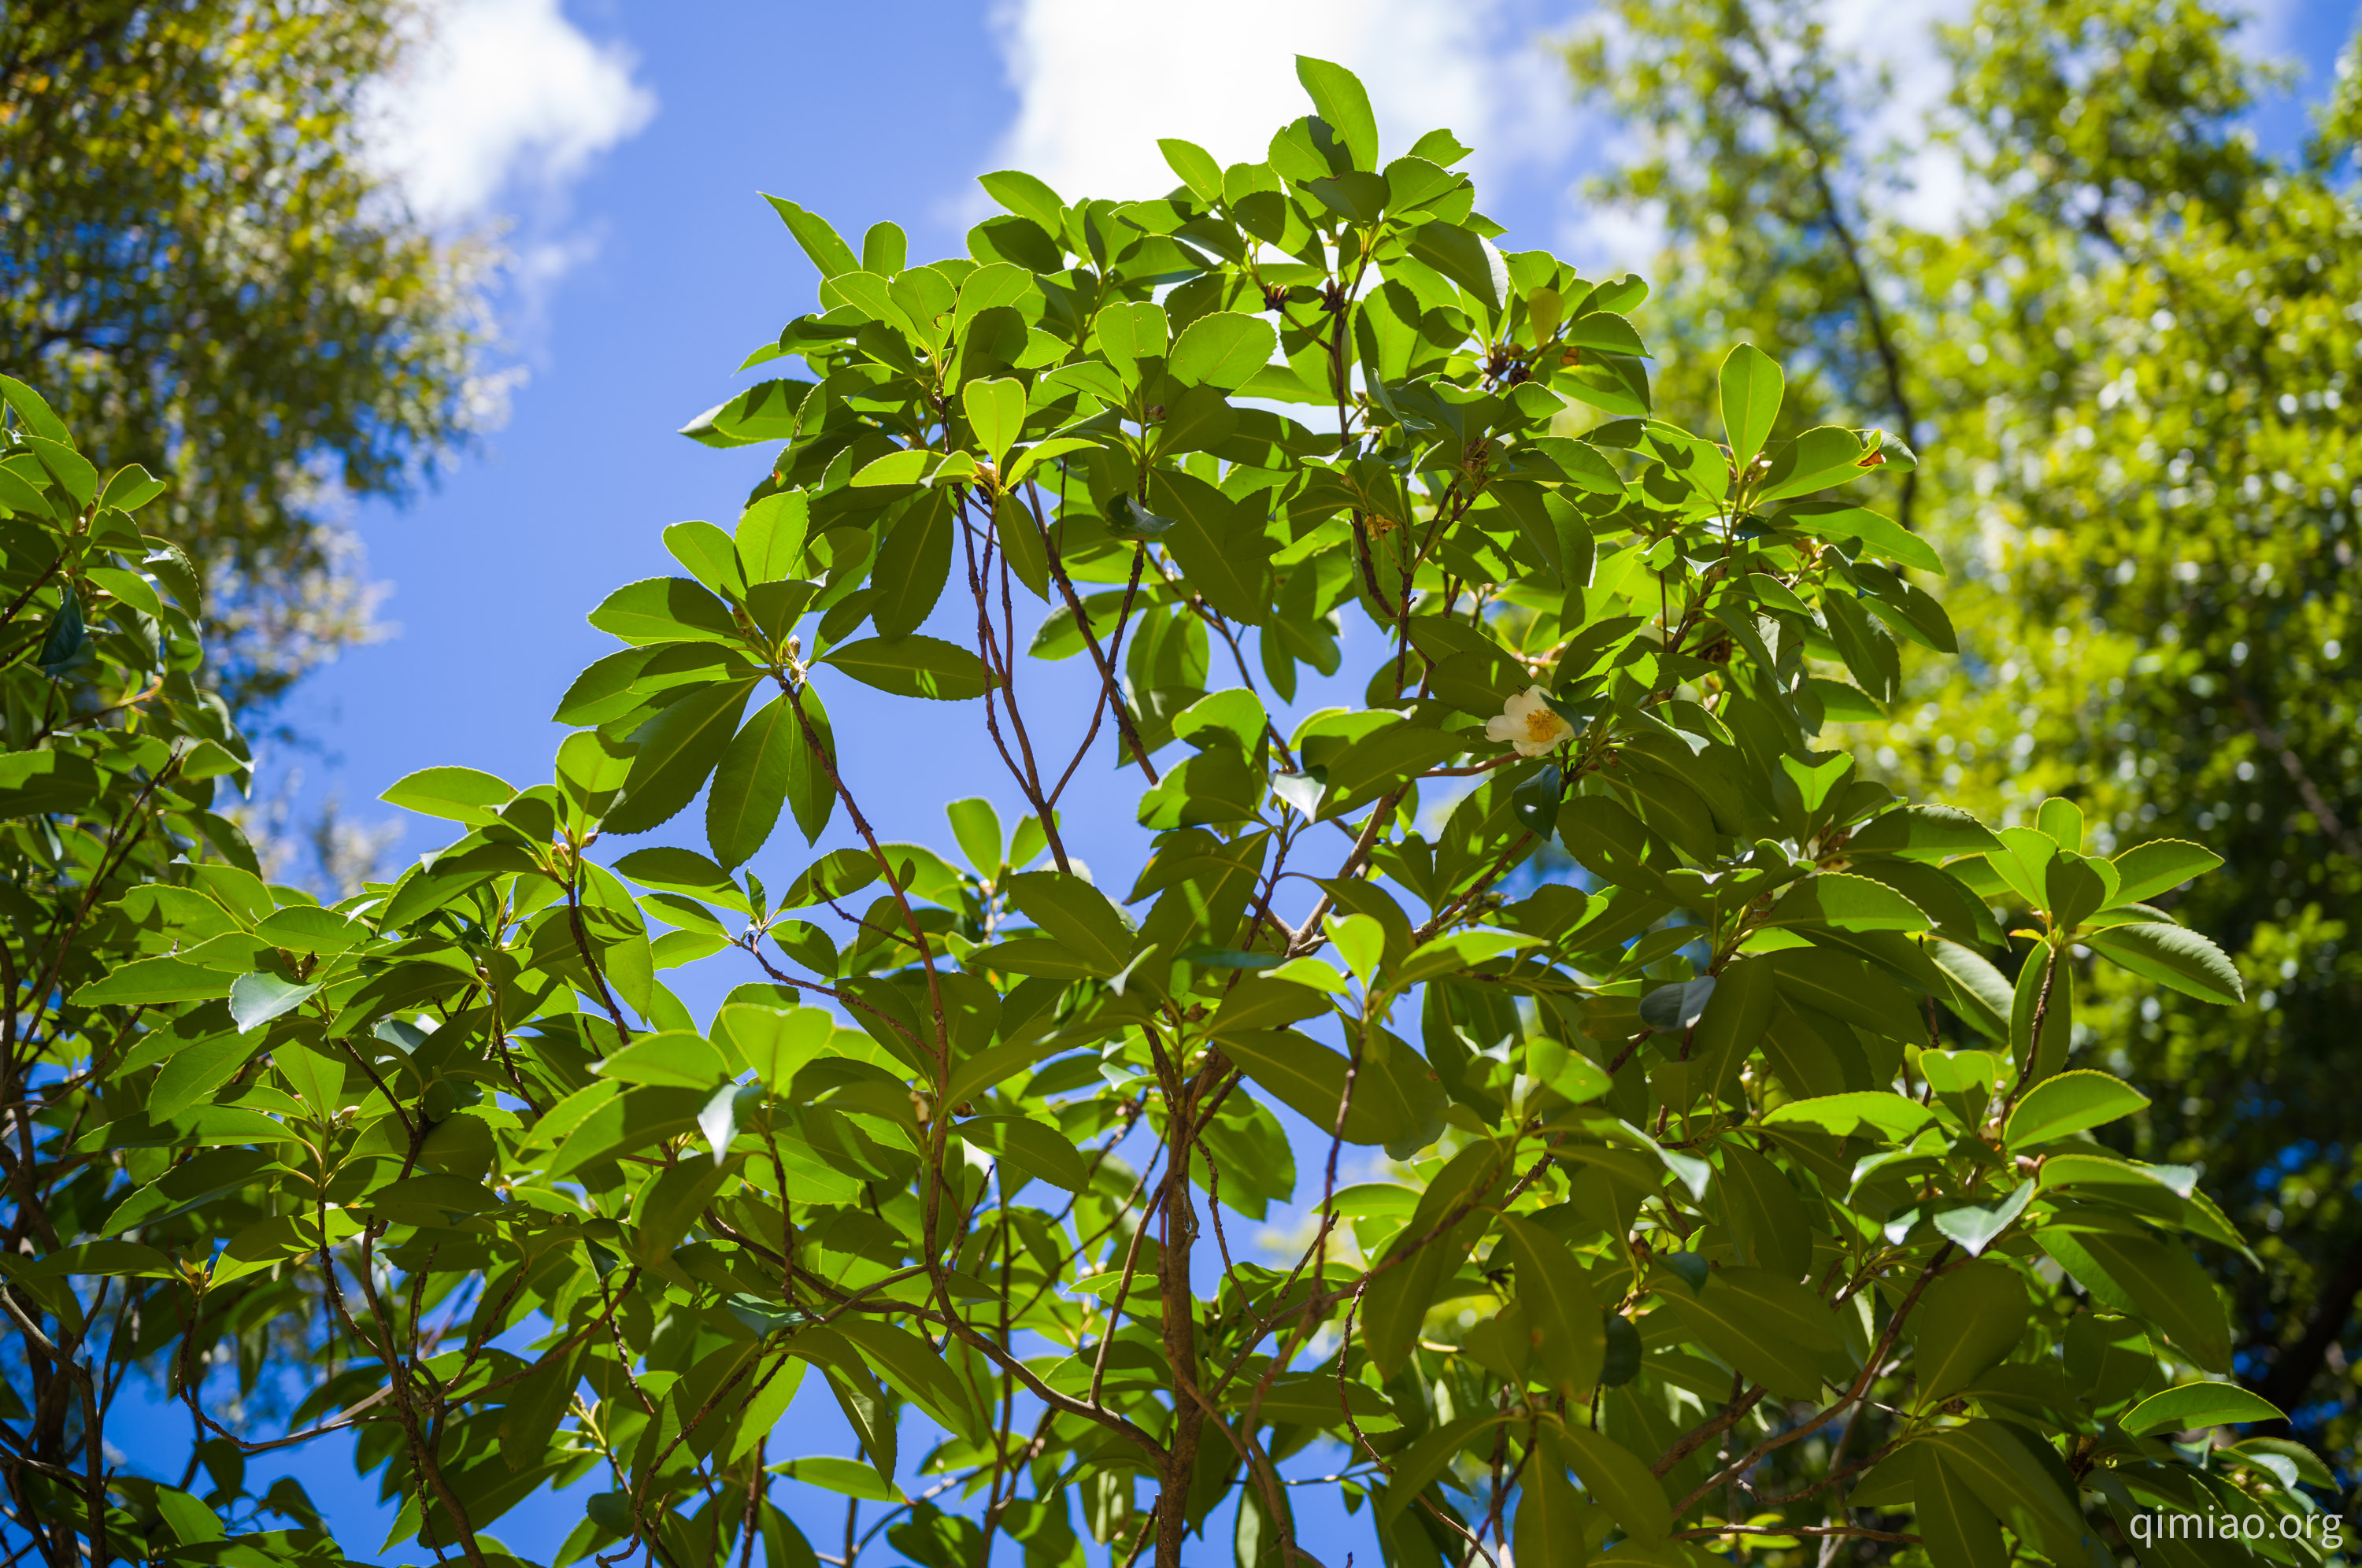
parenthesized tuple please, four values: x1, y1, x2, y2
(984, 0, 1583, 210)
(365, 0, 655, 225)
(1821, 0, 1973, 231)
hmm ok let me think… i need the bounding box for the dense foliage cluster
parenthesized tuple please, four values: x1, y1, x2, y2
(0, 61, 2301, 1568)
(1564, 0, 2362, 1455)
(0, 0, 491, 714)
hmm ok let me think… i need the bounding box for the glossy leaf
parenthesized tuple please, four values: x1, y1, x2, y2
(2005, 1069, 2151, 1148)
(819, 635, 990, 700)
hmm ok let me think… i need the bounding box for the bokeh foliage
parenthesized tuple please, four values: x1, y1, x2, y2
(1568, 0, 2362, 1466)
(0, 0, 490, 715)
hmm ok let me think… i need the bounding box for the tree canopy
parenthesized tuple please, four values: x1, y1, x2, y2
(1568, 0, 2362, 1466)
(0, 55, 2293, 1568)
(0, 0, 491, 715)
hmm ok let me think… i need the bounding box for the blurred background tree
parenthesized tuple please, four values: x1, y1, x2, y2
(0, 0, 493, 722)
(1569, 0, 2362, 1465)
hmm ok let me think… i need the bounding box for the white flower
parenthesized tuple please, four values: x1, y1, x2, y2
(1486, 686, 1575, 757)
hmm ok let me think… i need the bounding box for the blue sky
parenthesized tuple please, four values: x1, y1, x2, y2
(219, 0, 2362, 1559)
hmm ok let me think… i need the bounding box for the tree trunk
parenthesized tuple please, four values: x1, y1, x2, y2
(2254, 1222, 2362, 1426)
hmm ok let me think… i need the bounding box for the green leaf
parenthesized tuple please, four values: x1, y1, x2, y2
(1167, 312, 1280, 391)
(861, 220, 907, 274)
(2225, 1437, 2334, 1489)
(1158, 137, 1224, 202)
(498, 1344, 587, 1463)
(1102, 492, 1172, 543)
(1720, 343, 1783, 468)
(612, 846, 748, 914)
(0, 374, 70, 442)
(1319, 723, 1466, 816)
(1002, 871, 1131, 974)
(98, 463, 167, 513)
(1686, 956, 1775, 1090)
(1639, 976, 1716, 1030)
(771, 1457, 898, 1503)
(25, 436, 98, 507)
(587, 576, 743, 645)
(1392, 928, 1542, 987)
(1763, 1091, 1936, 1140)
(2120, 1381, 2284, 1437)
(1769, 945, 1928, 1038)
(944, 1037, 1070, 1105)
(1135, 745, 1263, 830)
(1923, 1420, 2089, 1557)
(737, 491, 810, 584)
(1376, 1415, 1504, 1524)
(2045, 851, 2110, 930)
(665, 520, 747, 600)
(1909, 1260, 2030, 1403)
(1553, 1423, 1671, 1543)
(1209, 978, 1331, 1036)
(1931, 1181, 2033, 1257)
(831, 1318, 981, 1443)
(276, 1042, 344, 1117)
(1716, 1141, 1810, 1278)
(1563, 312, 1645, 354)
(2108, 839, 2222, 906)
(1756, 424, 1874, 502)
(1783, 501, 1945, 575)
(381, 766, 517, 827)
(1511, 764, 1562, 837)
(545, 1083, 709, 1177)
(779, 848, 880, 910)
(2036, 797, 2083, 852)
(1650, 1264, 1841, 1400)
(1238, 363, 1327, 404)
(102, 1148, 275, 1236)
(1910, 1444, 2010, 1568)
(1408, 224, 1509, 312)
(2036, 1230, 2231, 1370)
(2080, 922, 2243, 1004)
(253, 906, 366, 956)
(2009, 945, 2072, 1083)
(16, 1240, 172, 1279)
(961, 377, 1026, 466)
(1846, 804, 2005, 859)
(1764, 871, 1931, 933)
(961, 1115, 1087, 1192)
(1294, 56, 1379, 169)
(2005, 1069, 2150, 1148)
(872, 490, 955, 638)
(1498, 1215, 1602, 1395)
(228, 972, 320, 1034)
(600, 1030, 731, 1088)
(75, 955, 237, 1007)
(789, 1329, 898, 1487)
(746, 574, 822, 642)
(35, 588, 84, 676)
(763, 194, 860, 279)
(1216, 1030, 1412, 1146)
(945, 797, 1002, 878)
(149, 1030, 261, 1122)
(1927, 938, 2012, 1041)
(706, 693, 799, 869)
(783, 683, 837, 845)
(976, 168, 1064, 233)
(605, 678, 758, 835)
(1513, 1444, 1592, 1568)
(819, 635, 991, 701)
